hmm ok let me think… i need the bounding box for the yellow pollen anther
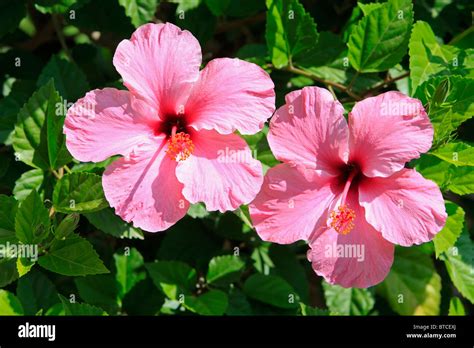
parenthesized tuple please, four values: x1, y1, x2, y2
(330, 205, 356, 235)
(166, 132, 194, 161)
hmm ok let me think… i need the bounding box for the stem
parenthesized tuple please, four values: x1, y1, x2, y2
(327, 85, 336, 100)
(363, 71, 410, 96)
(216, 12, 266, 33)
(340, 169, 357, 206)
(347, 71, 359, 92)
(63, 165, 72, 174)
(171, 125, 177, 138)
(51, 14, 73, 61)
(284, 65, 362, 100)
(51, 170, 61, 180)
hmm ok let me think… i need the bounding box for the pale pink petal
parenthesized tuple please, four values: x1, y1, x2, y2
(113, 23, 201, 115)
(249, 163, 341, 244)
(349, 91, 433, 177)
(175, 129, 262, 212)
(359, 168, 447, 247)
(308, 190, 394, 288)
(185, 58, 275, 135)
(64, 88, 159, 162)
(268, 87, 349, 175)
(103, 141, 189, 232)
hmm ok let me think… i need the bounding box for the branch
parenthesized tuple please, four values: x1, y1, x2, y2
(216, 12, 266, 33)
(51, 14, 73, 61)
(284, 65, 363, 100)
(363, 71, 410, 97)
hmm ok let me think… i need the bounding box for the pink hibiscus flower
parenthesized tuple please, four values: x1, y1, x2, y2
(249, 87, 447, 288)
(64, 23, 275, 232)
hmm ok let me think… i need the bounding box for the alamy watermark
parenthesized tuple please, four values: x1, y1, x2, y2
(324, 242, 365, 262)
(217, 147, 257, 164)
(380, 100, 420, 117)
(0, 242, 38, 261)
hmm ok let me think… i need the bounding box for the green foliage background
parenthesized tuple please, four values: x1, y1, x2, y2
(0, 0, 473, 316)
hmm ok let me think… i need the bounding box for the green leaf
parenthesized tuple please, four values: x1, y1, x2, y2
(183, 290, 228, 316)
(74, 275, 120, 314)
(377, 247, 441, 315)
(301, 31, 346, 68)
(446, 167, 474, 195)
(156, 218, 220, 270)
(54, 214, 80, 240)
(251, 243, 274, 274)
(322, 281, 374, 315)
(441, 230, 474, 304)
(69, 0, 135, 37)
(347, 0, 413, 72)
(114, 248, 146, 298)
(12, 80, 71, 170)
(409, 21, 473, 93)
(0, 80, 37, 144)
(169, 0, 200, 13)
(0, 290, 23, 315)
(206, 255, 245, 285)
(187, 203, 209, 219)
(265, 0, 319, 69)
(0, 0, 26, 39)
(13, 169, 45, 201)
(433, 201, 465, 257)
(226, 288, 252, 315)
(431, 142, 474, 166)
(38, 233, 109, 276)
(118, 0, 158, 27)
(16, 257, 35, 277)
(122, 278, 165, 315)
(0, 258, 19, 288)
(269, 244, 309, 303)
(243, 274, 298, 309)
(71, 157, 117, 173)
(448, 297, 465, 316)
(84, 208, 143, 239)
(15, 190, 50, 244)
(204, 0, 230, 16)
(12, 81, 53, 170)
(53, 172, 108, 213)
(146, 261, 197, 300)
(358, 2, 383, 15)
(414, 76, 474, 144)
(58, 294, 108, 315)
(0, 195, 18, 245)
(44, 302, 64, 316)
(34, 0, 77, 14)
(16, 269, 58, 315)
(299, 303, 330, 316)
(415, 154, 474, 195)
(175, 2, 216, 46)
(37, 55, 90, 101)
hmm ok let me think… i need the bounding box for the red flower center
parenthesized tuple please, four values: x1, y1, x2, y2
(159, 115, 195, 161)
(329, 165, 360, 235)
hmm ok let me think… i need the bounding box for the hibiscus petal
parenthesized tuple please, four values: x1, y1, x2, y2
(349, 91, 433, 177)
(359, 168, 447, 247)
(268, 87, 349, 175)
(113, 23, 201, 114)
(103, 141, 189, 232)
(308, 190, 394, 288)
(175, 129, 263, 212)
(249, 163, 341, 244)
(185, 58, 275, 135)
(64, 88, 159, 162)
